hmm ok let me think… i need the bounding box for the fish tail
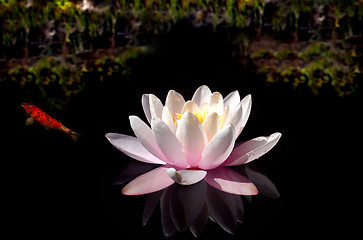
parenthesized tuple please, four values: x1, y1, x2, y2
(61, 126, 82, 142)
(69, 131, 81, 142)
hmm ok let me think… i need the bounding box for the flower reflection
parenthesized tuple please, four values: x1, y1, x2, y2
(115, 162, 279, 237)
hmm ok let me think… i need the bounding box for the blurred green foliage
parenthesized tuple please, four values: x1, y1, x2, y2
(4, 46, 146, 109)
(1, 0, 362, 108)
(251, 41, 360, 96)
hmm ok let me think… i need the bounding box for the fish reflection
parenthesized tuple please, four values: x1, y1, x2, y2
(114, 161, 279, 237)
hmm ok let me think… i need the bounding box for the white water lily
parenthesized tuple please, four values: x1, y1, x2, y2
(106, 85, 281, 195)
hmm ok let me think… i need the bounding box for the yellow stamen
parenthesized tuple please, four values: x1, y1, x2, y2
(175, 109, 223, 126)
(174, 113, 183, 123)
(193, 110, 208, 124)
(219, 115, 223, 127)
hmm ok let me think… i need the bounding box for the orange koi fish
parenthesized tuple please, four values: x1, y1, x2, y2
(21, 102, 80, 141)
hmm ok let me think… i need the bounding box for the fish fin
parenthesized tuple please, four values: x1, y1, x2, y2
(69, 131, 82, 142)
(60, 125, 82, 142)
(25, 117, 34, 125)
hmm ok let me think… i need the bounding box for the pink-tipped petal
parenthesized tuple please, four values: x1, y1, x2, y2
(166, 168, 207, 185)
(223, 132, 282, 166)
(122, 166, 174, 195)
(176, 112, 207, 167)
(192, 85, 212, 106)
(205, 167, 258, 195)
(223, 90, 240, 112)
(129, 115, 166, 161)
(105, 133, 165, 165)
(151, 117, 189, 168)
(198, 125, 236, 170)
(165, 90, 185, 118)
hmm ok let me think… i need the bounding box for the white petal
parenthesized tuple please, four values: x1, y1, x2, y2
(122, 166, 174, 195)
(162, 106, 177, 133)
(129, 115, 166, 161)
(142, 94, 152, 124)
(176, 112, 207, 167)
(221, 105, 230, 128)
(105, 133, 165, 165)
(223, 90, 240, 112)
(151, 117, 189, 168)
(192, 85, 212, 106)
(198, 102, 210, 112)
(165, 90, 185, 118)
(203, 112, 220, 141)
(223, 132, 282, 166)
(166, 168, 207, 185)
(181, 100, 199, 114)
(198, 125, 236, 170)
(209, 92, 224, 115)
(149, 94, 163, 119)
(224, 103, 243, 139)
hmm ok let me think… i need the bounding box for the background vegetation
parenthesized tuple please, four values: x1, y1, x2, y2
(1, 0, 362, 109)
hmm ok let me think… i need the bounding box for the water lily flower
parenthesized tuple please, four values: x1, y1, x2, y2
(106, 85, 281, 196)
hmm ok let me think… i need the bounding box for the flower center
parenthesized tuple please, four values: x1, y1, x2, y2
(175, 109, 223, 126)
(175, 109, 208, 124)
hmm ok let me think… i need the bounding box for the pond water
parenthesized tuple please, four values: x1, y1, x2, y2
(1, 1, 362, 239)
(4, 73, 361, 239)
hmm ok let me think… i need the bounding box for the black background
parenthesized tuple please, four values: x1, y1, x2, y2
(2, 22, 362, 239)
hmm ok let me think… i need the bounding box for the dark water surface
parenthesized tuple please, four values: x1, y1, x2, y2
(4, 83, 361, 239)
(2, 26, 362, 239)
